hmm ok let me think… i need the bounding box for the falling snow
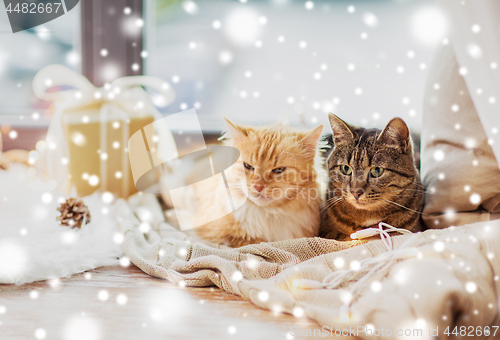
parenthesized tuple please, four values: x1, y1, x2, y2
(2, 3, 500, 339)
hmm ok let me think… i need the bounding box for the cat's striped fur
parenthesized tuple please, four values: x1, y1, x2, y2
(320, 114, 424, 240)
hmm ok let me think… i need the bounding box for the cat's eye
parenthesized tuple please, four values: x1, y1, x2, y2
(272, 167, 286, 174)
(370, 167, 384, 178)
(244, 163, 254, 171)
(340, 165, 352, 175)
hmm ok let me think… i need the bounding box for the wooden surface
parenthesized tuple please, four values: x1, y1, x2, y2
(0, 127, 47, 152)
(0, 265, 356, 340)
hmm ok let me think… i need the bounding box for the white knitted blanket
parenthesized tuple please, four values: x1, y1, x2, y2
(120, 195, 500, 340)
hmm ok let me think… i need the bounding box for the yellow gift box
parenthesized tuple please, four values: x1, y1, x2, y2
(33, 65, 177, 198)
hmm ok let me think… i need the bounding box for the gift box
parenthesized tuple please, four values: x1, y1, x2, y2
(33, 65, 177, 198)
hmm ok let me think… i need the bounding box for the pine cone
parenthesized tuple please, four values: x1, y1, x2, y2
(57, 198, 91, 228)
(0, 158, 8, 170)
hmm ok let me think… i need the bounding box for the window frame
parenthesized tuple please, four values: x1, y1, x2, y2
(1, 0, 145, 151)
(81, 0, 144, 86)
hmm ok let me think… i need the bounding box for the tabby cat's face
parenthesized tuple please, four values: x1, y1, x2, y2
(327, 114, 417, 210)
(225, 120, 322, 207)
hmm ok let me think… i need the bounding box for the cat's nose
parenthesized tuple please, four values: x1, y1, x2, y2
(351, 189, 363, 200)
(253, 184, 265, 192)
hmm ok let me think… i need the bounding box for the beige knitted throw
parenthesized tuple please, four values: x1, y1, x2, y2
(120, 196, 500, 340)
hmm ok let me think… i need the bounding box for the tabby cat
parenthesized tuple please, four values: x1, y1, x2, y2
(319, 114, 424, 240)
(196, 119, 324, 247)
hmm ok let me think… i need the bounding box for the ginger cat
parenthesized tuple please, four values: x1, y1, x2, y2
(195, 119, 324, 247)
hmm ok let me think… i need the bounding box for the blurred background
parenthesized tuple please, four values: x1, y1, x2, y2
(0, 0, 448, 135)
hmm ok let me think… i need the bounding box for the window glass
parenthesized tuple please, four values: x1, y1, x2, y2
(0, 4, 80, 124)
(147, 0, 445, 132)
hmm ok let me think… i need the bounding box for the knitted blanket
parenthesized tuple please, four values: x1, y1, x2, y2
(120, 195, 500, 340)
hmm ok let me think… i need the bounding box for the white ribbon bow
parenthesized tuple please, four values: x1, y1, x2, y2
(32, 64, 177, 196)
(32, 64, 176, 110)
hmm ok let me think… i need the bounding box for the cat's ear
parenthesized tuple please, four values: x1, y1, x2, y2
(224, 117, 247, 143)
(301, 125, 323, 156)
(328, 113, 354, 144)
(377, 117, 410, 151)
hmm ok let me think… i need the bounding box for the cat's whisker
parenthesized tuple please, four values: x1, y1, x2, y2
(320, 197, 341, 210)
(320, 197, 344, 213)
(322, 200, 343, 211)
(385, 188, 431, 194)
(321, 200, 343, 214)
(384, 193, 426, 198)
(380, 198, 426, 215)
(410, 183, 428, 191)
(375, 203, 388, 216)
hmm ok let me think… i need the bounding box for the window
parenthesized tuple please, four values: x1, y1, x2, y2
(146, 0, 445, 133)
(0, 3, 80, 125)
(0, 0, 447, 135)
